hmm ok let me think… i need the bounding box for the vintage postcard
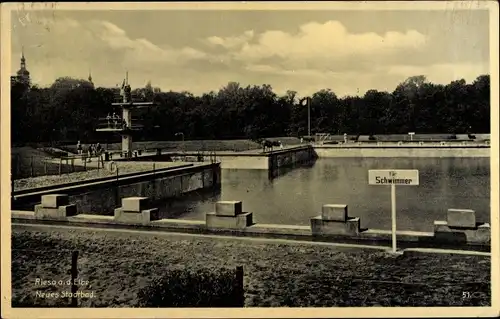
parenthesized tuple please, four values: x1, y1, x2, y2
(1, 1, 498, 318)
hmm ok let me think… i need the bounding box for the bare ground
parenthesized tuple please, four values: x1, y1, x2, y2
(11, 226, 491, 307)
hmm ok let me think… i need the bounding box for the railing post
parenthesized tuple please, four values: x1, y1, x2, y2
(70, 250, 79, 307)
(235, 266, 244, 307)
(30, 156, 34, 177)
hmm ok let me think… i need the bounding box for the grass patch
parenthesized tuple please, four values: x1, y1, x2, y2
(11, 227, 491, 307)
(138, 267, 243, 307)
(63, 138, 304, 153)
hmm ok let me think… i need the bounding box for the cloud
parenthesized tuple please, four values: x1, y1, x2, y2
(87, 20, 208, 65)
(11, 16, 487, 97)
(212, 20, 427, 71)
(12, 17, 208, 71)
(206, 30, 254, 49)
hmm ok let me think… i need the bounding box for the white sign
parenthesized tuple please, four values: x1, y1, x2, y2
(368, 169, 420, 254)
(368, 169, 419, 186)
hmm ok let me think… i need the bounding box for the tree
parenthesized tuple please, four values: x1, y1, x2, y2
(10, 73, 491, 146)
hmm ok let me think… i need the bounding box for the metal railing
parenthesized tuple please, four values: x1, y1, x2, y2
(11, 154, 105, 180)
(96, 118, 144, 131)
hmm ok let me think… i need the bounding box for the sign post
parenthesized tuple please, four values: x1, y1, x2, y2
(368, 169, 419, 253)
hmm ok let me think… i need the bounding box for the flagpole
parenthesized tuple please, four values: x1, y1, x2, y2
(307, 97, 311, 137)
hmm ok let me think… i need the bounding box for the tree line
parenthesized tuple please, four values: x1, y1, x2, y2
(11, 74, 490, 145)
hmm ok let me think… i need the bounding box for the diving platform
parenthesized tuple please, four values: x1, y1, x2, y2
(95, 125, 145, 132)
(111, 101, 154, 108)
(95, 72, 155, 158)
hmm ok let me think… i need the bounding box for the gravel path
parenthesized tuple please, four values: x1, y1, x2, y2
(13, 162, 187, 192)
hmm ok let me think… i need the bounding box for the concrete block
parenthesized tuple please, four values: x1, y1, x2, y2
(35, 203, 76, 219)
(215, 201, 243, 217)
(35, 204, 54, 219)
(58, 204, 77, 217)
(434, 221, 490, 244)
(114, 207, 144, 224)
(310, 216, 360, 236)
(142, 208, 160, 222)
(475, 223, 491, 243)
(433, 220, 449, 233)
(113, 207, 158, 225)
(206, 212, 253, 229)
(41, 194, 69, 208)
(447, 209, 476, 228)
(322, 204, 348, 222)
(121, 197, 150, 213)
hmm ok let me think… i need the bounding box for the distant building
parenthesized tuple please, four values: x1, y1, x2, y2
(88, 69, 94, 88)
(11, 47, 31, 86)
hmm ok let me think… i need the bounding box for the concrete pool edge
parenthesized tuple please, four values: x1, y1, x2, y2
(11, 210, 491, 253)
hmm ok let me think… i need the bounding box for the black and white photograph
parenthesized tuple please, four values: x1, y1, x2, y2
(1, 1, 498, 317)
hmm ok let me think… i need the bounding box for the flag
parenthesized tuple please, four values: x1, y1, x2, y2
(300, 97, 309, 106)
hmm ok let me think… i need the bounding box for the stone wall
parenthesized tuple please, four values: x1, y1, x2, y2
(271, 146, 317, 169)
(20, 164, 221, 216)
(314, 146, 490, 158)
(72, 167, 218, 215)
(16, 196, 490, 249)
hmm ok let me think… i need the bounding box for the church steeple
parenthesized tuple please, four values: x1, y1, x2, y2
(15, 45, 30, 86)
(87, 68, 95, 88)
(20, 46, 26, 68)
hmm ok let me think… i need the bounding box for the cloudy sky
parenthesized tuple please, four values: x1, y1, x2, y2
(9, 3, 491, 97)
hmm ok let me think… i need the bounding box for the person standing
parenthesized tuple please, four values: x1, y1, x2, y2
(112, 112, 118, 128)
(77, 141, 82, 155)
(88, 144, 93, 162)
(106, 113, 112, 127)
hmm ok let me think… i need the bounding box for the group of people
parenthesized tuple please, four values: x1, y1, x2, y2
(106, 113, 128, 129)
(76, 141, 103, 162)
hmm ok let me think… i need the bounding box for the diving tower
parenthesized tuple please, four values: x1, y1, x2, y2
(96, 72, 155, 158)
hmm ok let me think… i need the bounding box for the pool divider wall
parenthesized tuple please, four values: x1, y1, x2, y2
(314, 144, 490, 158)
(13, 195, 490, 248)
(12, 163, 221, 215)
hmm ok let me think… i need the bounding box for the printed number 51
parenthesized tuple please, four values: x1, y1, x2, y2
(462, 291, 481, 299)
